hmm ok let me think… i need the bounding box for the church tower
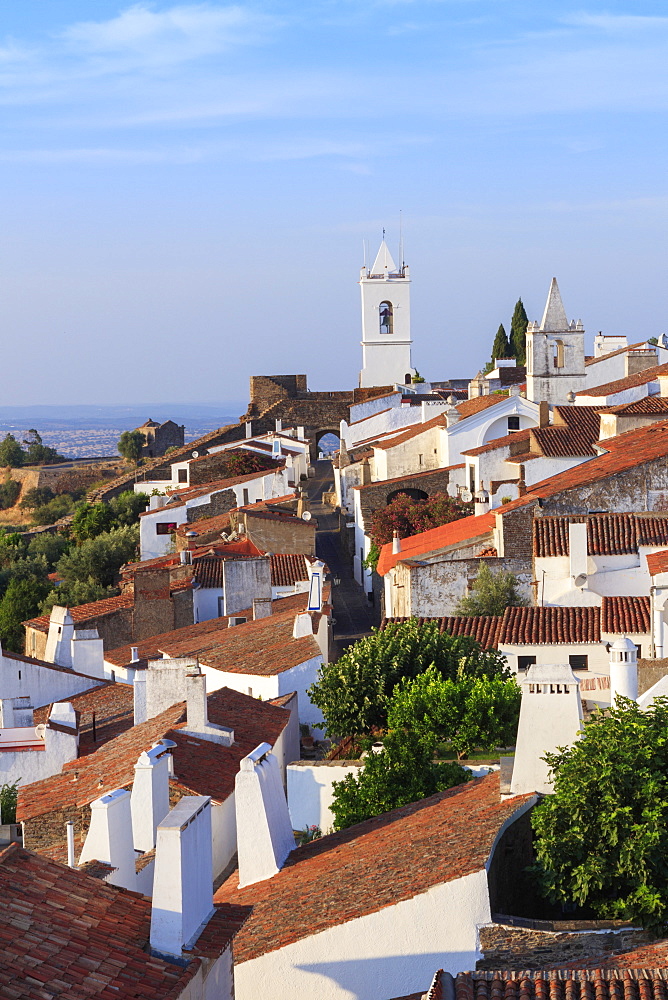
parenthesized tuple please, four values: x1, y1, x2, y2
(526, 278, 585, 405)
(359, 239, 415, 388)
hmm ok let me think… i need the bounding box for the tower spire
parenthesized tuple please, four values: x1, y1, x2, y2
(540, 277, 569, 331)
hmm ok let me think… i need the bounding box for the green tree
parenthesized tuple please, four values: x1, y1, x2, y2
(330, 728, 471, 831)
(491, 323, 510, 363)
(0, 780, 19, 823)
(22, 429, 64, 465)
(510, 298, 529, 366)
(0, 478, 21, 510)
(31, 494, 75, 526)
(0, 577, 50, 651)
(56, 524, 139, 588)
(19, 487, 55, 511)
(455, 561, 527, 616)
(387, 665, 521, 760)
(27, 532, 70, 569)
(365, 492, 472, 569)
(71, 491, 148, 542)
(117, 429, 145, 465)
(309, 619, 510, 738)
(532, 697, 668, 933)
(0, 434, 24, 468)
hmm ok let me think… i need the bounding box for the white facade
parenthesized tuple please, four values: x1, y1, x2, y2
(359, 241, 415, 389)
(0, 647, 101, 707)
(287, 760, 363, 834)
(526, 279, 586, 405)
(0, 703, 79, 787)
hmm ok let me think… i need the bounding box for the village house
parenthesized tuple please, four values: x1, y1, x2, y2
(17, 670, 296, 878)
(134, 416, 185, 458)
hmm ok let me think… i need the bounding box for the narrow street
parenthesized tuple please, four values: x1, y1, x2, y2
(307, 459, 377, 657)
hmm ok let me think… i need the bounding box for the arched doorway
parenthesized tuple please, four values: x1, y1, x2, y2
(386, 488, 429, 504)
(315, 430, 341, 458)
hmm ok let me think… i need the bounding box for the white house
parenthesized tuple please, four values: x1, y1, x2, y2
(215, 770, 536, 1000)
(0, 701, 79, 787)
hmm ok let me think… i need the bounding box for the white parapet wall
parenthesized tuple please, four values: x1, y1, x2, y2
(287, 761, 364, 834)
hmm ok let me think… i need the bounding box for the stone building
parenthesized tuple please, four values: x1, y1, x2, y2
(135, 418, 185, 459)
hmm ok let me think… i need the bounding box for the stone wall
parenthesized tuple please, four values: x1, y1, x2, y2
(22, 801, 92, 855)
(249, 375, 309, 410)
(477, 921, 651, 971)
(186, 489, 238, 522)
(358, 467, 461, 523)
(542, 458, 668, 516)
(638, 659, 668, 694)
(239, 511, 317, 556)
(500, 500, 539, 558)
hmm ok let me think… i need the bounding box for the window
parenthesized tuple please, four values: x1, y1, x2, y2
(507, 415, 520, 432)
(469, 466, 475, 493)
(242, 488, 249, 505)
(379, 301, 393, 335)
(518, 655, 536, 671)
(177, 469, 188, 483)
(569, 654, 588, 670)
(418, 454, 423, 466)
(156, 522, 177, 535)
(553, 339, 565, 369)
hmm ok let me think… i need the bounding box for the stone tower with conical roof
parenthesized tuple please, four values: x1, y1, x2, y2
(359, 239, 415, 388)
(526, 278, 585, 405)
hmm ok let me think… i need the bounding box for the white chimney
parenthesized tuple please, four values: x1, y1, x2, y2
(246, 420, 252, 438)
(307, 559, 325, 612)
(293, 612, 313, 639)
(569, 521, 588, 587)
(392, 532, 401, 555)
(275, 418, 282, 433)
(44, 606, 74, 667)
(297, 425, 305, 440)
(131, 745, 171, 853)
(71, 629, 104, 679)
(133, 670, 147, 725)
(78, 789, 137, 891)
(510, 664, 583, 796)
(131, 646, 140, 662)
(235, 744, 295, 888)
(150, 796, 214, 958)
(474, 484, 489, 518)
(183, 672, 234, 745)
(609, 636, 638, 705)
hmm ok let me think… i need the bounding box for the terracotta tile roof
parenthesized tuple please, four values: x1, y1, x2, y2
(34, 683, 135, 755)
(576, 362, 668, 398)
(18, 686, 290, 824)
(604, 395, 668, 415)
(24, 593, 133, 634)
(646, 548, 668, 576)
(215, 773, 533, 963)
(462, 429, 531, 457)
(354, 463, 465, 493)
(271, 553, 308, 587)
(377, 511, 494, 576)
(381, 616, 502, 649)
(521, 420, 668, 501)
(531, 421, 598, 458)
(600, 595, 651, 634)
(498, 606, 601, 645)
(373, 413, 448, 450)
(566, 939, 668, 969)
(584, 340, 646, 366)
(453, 971, 668, 999)
(456, 394, 507, 418)
(533, 513, 668, 557)
(105, 617, 233, 667)
(0, 843, 201, 1000)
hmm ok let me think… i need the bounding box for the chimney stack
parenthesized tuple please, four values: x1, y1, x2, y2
(392, 532, 401, 555)
(79, 789, 137, 891)
(184, 672, 234, 745)
(253, 597, 272, 620)
(609, 636, 638, 706)
(235, 744, 295, 888)
(246, 420, 252, 438)
(538, 400, 550, 428)
(307, 559, 325, 612)
(150, 796, 214, 958)
(131, 745, 171, 853)
(44, 606, 74, 668)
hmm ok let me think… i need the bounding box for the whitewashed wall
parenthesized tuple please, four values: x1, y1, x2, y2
(287, 761, 363, 833)
(0, 653, 100, 708)
(233, 870, 491, 1000)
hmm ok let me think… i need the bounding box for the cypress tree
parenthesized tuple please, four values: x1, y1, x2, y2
(491, 323, 510, 363)
(510, 298, 528, 366)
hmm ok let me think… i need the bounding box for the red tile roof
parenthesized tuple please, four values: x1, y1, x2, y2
(215, 773, 533, 963)
(381, 616, 502, 649)
(462, 429, 531, 457)
(600, 595, 651, 634)
(34, 683, 135, 755)
(604, 395, 668, 415)
(646, 548, 668, 576)
(456, 394, 507, 418)
(373, 413, 448, 450)
(453, 971, 668, 999)
(533, 513, 668, 557)
(576, 362, 668, 398)
(566, 939, 668, 970)
(377, 511, 495, 576)
(498, 606, 601, 645)
(354, 463, 465, 493)
(18, 686, 290, 825)
(584, 340, 646, 366)
(271, 553, 308, 586)
(24, 593, 133, 634)
(0, 843, 203, 1000)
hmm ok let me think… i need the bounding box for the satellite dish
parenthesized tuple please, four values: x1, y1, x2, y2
(574, 573, 588, 588)
(191, 451, 199, 458)
(35, 724, 47, 740)
(302, 511, 312, 521)
(461, 489, 473, 503)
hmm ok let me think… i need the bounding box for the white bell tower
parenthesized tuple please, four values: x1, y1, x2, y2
(359, 239, 415, 388)
(526, 278, 586, 405)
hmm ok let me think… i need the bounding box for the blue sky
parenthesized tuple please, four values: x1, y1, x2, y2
(1, 1, 667, 404)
